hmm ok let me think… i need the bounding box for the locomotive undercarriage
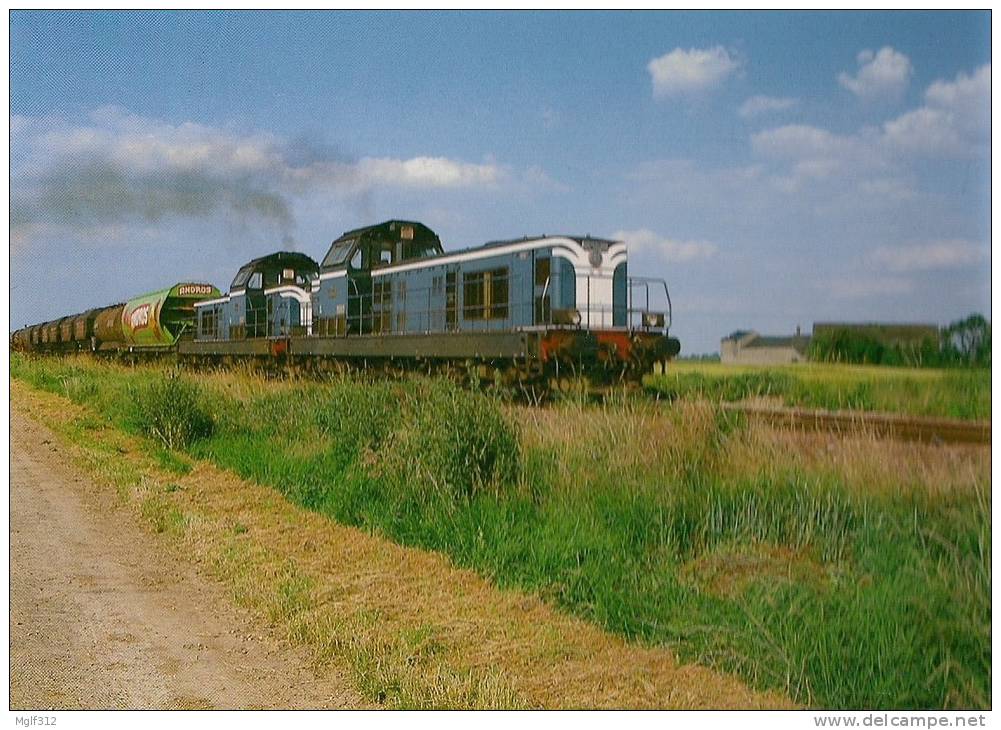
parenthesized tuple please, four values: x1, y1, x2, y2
(176, 326, 680, 395)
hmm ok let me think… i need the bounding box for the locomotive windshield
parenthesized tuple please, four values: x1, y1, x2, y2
(322, 238, 356, 269)
(231, 267, 253, 289)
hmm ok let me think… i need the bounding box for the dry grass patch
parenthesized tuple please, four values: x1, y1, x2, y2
(721, 424, 990, 499)
(523, 396, 990, 501)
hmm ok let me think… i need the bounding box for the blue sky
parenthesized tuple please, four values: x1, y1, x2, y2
(10, 11, 991, 353)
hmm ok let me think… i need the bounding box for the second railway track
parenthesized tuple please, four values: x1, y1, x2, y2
(722, 402, 990, 446)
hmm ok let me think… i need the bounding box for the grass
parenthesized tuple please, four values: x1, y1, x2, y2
(645, 361, 991, 421)
(10, 353, 991, 709)
(13, 378, 780, 710)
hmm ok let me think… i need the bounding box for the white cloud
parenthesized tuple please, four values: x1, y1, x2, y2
(883, 64, 990, 156)
(871, 240, 988, 272)
(354, 156, 502, 188)
(750, 124, 886, 191)
(523, 164, 570, 192)
(751, 124, 861, 162)
(738, 95, 798, 119)
(829, 274, 914, 299)
(858, 177, 918, 202)
(882, 107, 966, 157)
(838, 46, 913, 101)
(749, 64, 989, 195)
(647, 46, 741, 97)
(925, 64, 990, 115)
(613, 228, 718, 262)
(10, 106, 514, 247)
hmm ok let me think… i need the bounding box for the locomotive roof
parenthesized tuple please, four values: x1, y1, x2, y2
(478, 234, 619, 250)
(237, 250, 320, 271)
(321, 220, 444, 271)
(337, 219, 438, 240)
(319, 221, 621, 273)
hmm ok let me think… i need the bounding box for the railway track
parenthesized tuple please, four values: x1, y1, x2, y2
(723, 402, 991, 445)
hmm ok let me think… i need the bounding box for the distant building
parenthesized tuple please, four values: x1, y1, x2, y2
(720, 328, 811, 365)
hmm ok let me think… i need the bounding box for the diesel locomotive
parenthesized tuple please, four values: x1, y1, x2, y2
(12, 220, 680, 386)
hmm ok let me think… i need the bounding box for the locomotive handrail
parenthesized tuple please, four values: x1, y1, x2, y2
(626, 276, 673, 331)
(540, 275, 552, 326)
(317, 268, 673, 338)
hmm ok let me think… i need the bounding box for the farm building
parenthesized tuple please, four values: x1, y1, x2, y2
(720, 328, 811, 364)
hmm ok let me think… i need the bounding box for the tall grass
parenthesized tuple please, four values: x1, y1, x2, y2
(646, 362, 991, 420)
(10, 353, 991, 709)
(131, 373, 215, 449)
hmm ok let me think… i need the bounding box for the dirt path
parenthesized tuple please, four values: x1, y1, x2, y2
(9, 409, 366, 710)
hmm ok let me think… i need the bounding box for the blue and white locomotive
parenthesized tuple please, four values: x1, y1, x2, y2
(184, 220, 679, 384)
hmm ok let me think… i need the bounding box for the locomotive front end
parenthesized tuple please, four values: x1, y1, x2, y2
(536, 235, 680, 382)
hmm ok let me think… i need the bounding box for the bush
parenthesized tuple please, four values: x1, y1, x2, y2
(131, 373, 214, 450)
(388, 379, 520, 501)
(314, 380, 407, 456)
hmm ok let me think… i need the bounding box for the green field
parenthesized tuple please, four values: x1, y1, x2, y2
(10, 354, 992, 709)
(647, 361, 991, 421)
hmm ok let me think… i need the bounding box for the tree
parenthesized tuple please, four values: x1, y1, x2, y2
(941, 314, 991, 367)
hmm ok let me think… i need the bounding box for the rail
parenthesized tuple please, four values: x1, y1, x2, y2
(722, 402, 991, 445)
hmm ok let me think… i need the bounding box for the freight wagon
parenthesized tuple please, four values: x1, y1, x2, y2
(13, 282, 221, 354)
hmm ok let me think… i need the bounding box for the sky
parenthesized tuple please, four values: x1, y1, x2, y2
(9, 10, 991, 354)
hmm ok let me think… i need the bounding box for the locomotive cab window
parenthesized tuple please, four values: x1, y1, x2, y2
(232, 268, 251, 289)
(248, 272, 263, 290)
(322, 238, 356, 269)
(463, 268, 509, 320)
(416, 242, 440, 259)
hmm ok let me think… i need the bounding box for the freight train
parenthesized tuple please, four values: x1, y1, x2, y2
(12, 220, 680, 387)
(11, 282, 221, 355)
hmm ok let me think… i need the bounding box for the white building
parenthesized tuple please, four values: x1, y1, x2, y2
(720, 329, 810, 365)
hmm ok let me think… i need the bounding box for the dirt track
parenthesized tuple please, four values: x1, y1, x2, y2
(9, 409, 364, 710)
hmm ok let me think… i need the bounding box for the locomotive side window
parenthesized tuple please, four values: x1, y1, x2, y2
(200, 308, 218, 339)
(462, 267, 509, 320)
(446, 272, 457, 329)
(490, 269, 509, 319)
(535, 257, 550, 287)
(248, 272, 263, 290)
(372, 279, 392, 333)
(463, 273, 483, 319)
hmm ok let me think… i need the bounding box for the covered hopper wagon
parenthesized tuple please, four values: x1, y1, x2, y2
(12, 282, 221, 355)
